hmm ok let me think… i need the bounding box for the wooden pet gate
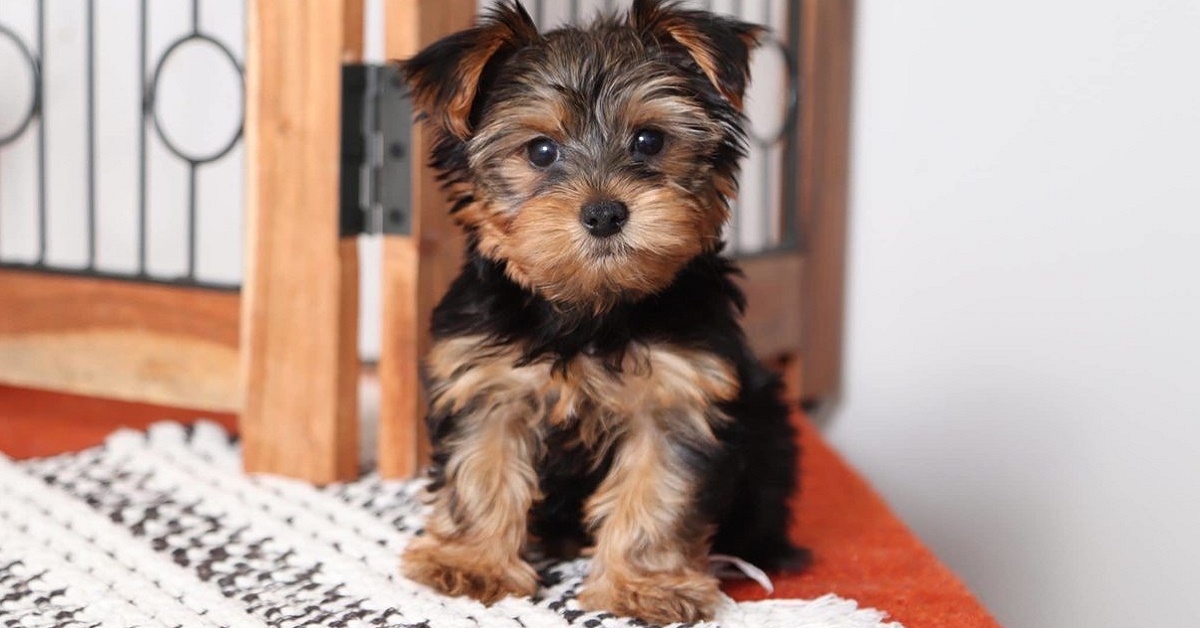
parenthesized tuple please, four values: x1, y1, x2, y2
(0, 0, 852, 483)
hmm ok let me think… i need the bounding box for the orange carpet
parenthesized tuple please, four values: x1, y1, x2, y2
(721, 414, 1001, 627)
(0, 384, 238, 459)
(0, 383, 997, 627)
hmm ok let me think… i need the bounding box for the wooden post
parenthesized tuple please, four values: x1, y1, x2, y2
(798, 0, 855, 406)
(377, 0, 475, 478)
(737, 254, 807, 401)
(240, 0, 364, 483)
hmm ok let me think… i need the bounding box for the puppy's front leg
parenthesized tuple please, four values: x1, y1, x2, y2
(402, 340, 543, 603)
(578, 413, 722, 624)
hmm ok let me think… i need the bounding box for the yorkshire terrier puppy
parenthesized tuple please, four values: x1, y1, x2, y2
(398, 0, 805, 623)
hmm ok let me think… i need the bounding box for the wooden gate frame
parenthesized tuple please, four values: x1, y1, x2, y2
(0, 0, 850, 485)
(0, 271, 240, 413)
(239, 0, 480, 483)
(375, 0, 477, 478)
(239, 0, 366, 483)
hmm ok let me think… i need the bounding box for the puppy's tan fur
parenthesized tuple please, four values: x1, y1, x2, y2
(404, 335, 738, 617)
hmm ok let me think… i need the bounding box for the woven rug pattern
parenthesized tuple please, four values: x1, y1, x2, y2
(0, 422, 901, 628)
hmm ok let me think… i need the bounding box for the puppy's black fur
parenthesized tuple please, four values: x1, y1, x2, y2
(427, 246, 806, 569)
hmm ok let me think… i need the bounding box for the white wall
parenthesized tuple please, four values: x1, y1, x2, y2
(833, 1, 1200, 626)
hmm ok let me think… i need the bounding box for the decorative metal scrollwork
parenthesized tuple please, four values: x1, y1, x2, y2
(149, 33, 245, 166)
(0, 25, 40, 148)
(0, 0, 245, 289)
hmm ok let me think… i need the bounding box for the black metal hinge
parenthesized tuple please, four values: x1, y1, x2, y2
(341, 64, 412, 236)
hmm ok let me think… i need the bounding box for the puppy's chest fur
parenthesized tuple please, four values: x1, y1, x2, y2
(424, 251, 753, 453)
(425, 334, 739, 455)
(421, 249, 757, 542)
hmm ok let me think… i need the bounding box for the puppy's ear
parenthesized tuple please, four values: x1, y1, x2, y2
(628, 0, 765, 110)
(397, 1, 539, 139)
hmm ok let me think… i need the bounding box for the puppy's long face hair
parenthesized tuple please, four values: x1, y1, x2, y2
(402, 0, 762, 313)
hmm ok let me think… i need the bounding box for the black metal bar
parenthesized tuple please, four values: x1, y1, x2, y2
(782, 0, 801, 250)
(761, 0, 774, 247)
(149, 36, 244, 165)
(0, 20, 40, 260)
(0, 18, 47, 260)
(570, 0, 579, 24)
(187, 163, 198, 279)
(179, 34, 199, 277)
(86, 0, 97, 269)
(37, 0, 47, 264)
(0, 261, 239, 292)
(139, 0, 148, 273)
(781, 0, 801, 250)
(0, 26, 39, 147)
(761, 163, 774, 249)
(140, 12, 246, 283)
(533, 0, 545, 28)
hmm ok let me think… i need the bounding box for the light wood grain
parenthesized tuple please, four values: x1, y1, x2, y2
(344, 0, 365, 63)
(377, 0, 475, 478)
(737, 254, 806, 402)
(240, 0, 363, 483)
(0, 270, 239, 410)
(797, 0, 855, 405)
(738, 253, 806, 360)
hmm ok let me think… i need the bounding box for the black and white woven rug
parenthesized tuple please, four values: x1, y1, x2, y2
(0, 421, 900, 627)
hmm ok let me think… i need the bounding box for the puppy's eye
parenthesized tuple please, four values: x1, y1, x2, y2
(527, 137, 560, 168)
(632, 129, 665, 157)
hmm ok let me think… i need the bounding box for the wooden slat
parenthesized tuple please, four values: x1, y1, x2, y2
(0, 270, 239, 411)
(737, 253, 806, 400)
(377, 0, 475, 478)
(343, 0, 365, 62)
(738, 253, 806, 360)
(0, 383, 239, 460)
(240, 0, 362, 483)
(797, 0, 855, 404)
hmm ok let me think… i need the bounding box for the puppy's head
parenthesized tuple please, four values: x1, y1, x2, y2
(401, 0, 763, 313)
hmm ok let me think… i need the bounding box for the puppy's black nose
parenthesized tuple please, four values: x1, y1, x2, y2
(580, 200, 629, 238)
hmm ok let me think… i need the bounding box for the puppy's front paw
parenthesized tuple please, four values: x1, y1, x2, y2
(402, 537, 538, 604)
(578, 569, 721, 624)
